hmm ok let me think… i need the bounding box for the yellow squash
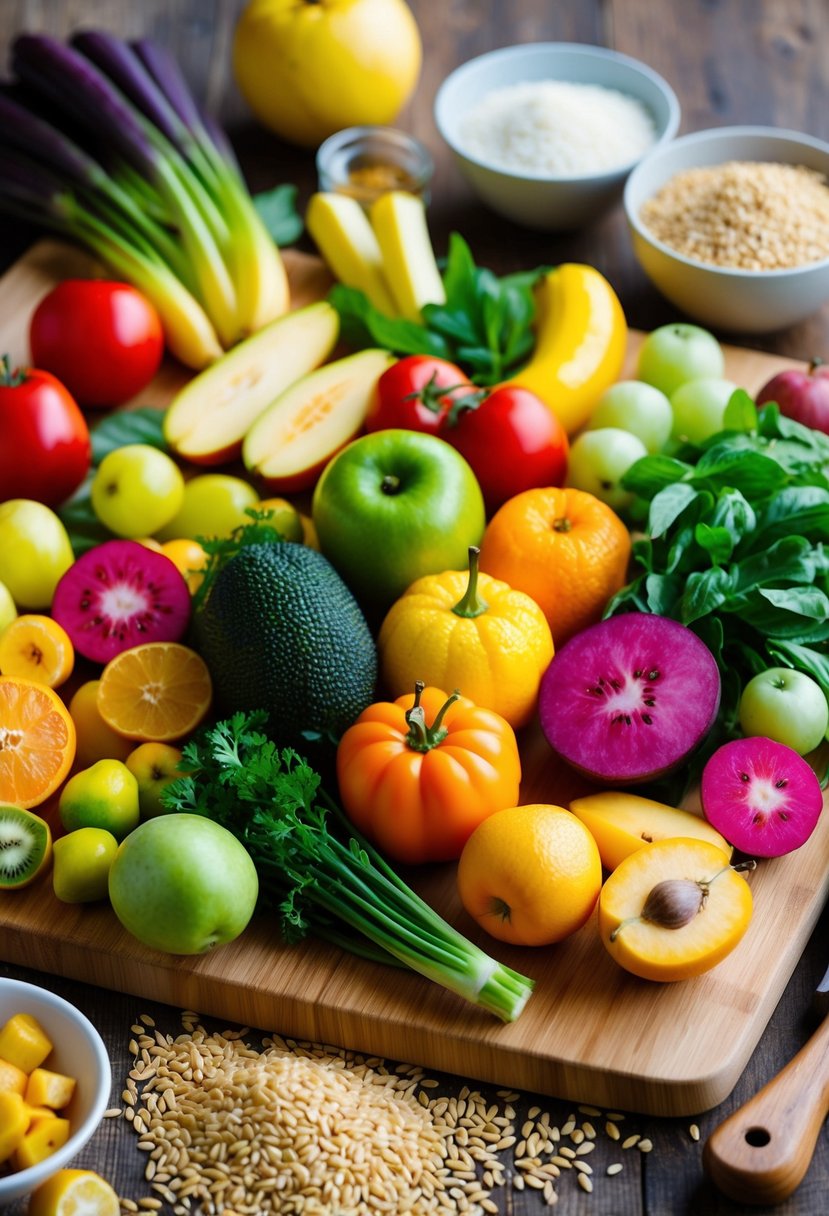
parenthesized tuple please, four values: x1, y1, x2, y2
(378, 546, 554, 730)
(508, 263, 628, 435)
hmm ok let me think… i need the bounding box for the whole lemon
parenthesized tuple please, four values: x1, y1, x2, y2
(232, 0, 422, 147)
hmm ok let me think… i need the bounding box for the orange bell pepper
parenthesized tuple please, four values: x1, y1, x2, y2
(336, 683, 521, 865)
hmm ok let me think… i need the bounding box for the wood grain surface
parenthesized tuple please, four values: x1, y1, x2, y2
(1, 2, 828, 1214)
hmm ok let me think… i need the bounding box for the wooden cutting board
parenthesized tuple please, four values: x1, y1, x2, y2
(1, 239, 827, 1118)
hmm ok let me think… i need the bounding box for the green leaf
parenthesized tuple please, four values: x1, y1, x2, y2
(621, 454, 692, 500)
(766, 639, 829, 698)
(644, 572, 685, 616)
(56, 473, 111, 557)
(690, 447, 787, 498)
(730, 535, 820, 593)
(329, 284, 450, 358)
(694, 523, 735, 565)
(708, 489, 756, 546)
(90, 406, 167, 463)
(722, 388, 758, 433)
(647, 483, 700, 539)
(679, 567, 733, 624)
(749, 486, 829, 549)
(253, 183, 303, 246)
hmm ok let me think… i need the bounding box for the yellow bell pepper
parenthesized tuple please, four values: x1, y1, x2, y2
(378, 546, 554, 730)
(507, 263, 628, 436)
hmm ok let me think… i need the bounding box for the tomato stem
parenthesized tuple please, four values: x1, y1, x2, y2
(0, 354, 28, 388)
(452, 545, 489, 619)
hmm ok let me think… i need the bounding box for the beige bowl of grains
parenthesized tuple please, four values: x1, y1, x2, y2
(624, 126, 829, 333)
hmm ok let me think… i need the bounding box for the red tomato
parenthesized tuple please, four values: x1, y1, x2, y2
(445, 386, 569, 513)
(366, 355, 471, 435)
(0, 358, 91, 507)
(30, 280, 164, 408)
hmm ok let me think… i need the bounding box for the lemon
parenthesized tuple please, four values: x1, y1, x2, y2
(232, 0, 422, 148)
(28, 1168, 120, 1216)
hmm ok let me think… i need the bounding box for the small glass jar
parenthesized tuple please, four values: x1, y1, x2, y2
(316, 125, 434, 208)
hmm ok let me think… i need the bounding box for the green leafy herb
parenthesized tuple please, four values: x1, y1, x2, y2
(607, 394, 829, 793)
(253, 183, 304, 247)
(329, 232, 545, 385)
(190, 510, 289, 616)
(162, 711, 534, 1022)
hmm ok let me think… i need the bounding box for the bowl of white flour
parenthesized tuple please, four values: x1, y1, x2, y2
(434, 42, 680, 230)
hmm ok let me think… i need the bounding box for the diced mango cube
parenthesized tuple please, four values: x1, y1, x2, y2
(25, 1068, 76, 1111)
(12, 1114, 70, 1171)
(0, 1013, 52, 1073)
(24, 1104, 53, 1129)
(0, 1057, 27, 1096)
(0, 1090, 29, 1164)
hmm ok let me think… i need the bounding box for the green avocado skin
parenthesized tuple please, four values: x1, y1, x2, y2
(195, 543, 377, 750)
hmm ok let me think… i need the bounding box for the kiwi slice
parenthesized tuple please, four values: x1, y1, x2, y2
(0, 804, 53, 889)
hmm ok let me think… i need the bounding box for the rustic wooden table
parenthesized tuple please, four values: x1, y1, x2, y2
(1, 2, 828, 1214)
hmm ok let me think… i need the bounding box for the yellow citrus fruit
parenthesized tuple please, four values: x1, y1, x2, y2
(0, 676, 76, 808)
(28, 1167, 120, 1216)
(457, 803, 602, 946)
(68, 680, 135, 768)
(0, 613, 74, 689)
(160, 538, 209, 594)
(299, 512, 320, 551)
(479, 486, 631, 647)
(256, 496, 304, 543)
(96, 642, 212, 742)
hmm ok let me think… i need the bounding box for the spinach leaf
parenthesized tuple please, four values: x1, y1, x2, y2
(253, 183, 304, 247)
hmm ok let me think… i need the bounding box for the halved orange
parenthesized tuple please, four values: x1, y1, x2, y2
(0, 614, 75, 689)
(28, 1168, 120, 1216)
(0, 676, 77, 808)
(96, 642, 212, 742)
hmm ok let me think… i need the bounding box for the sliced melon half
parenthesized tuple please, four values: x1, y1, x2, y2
(243, 348, 396, 493)
(163, 301, 340, 465)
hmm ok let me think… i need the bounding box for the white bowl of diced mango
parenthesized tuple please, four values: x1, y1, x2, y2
(0, 978, 111, 1206)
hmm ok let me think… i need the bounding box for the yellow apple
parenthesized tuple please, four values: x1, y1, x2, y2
(232, 0, 422, 147)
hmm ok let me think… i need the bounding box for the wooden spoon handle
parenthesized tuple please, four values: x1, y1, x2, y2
(703, 1013, 829, 1205)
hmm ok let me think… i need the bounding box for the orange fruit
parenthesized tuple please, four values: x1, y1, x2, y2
(478, 486, 631, 647)
(96, 642, 212, 742)
(28, 1167, 120, 1216)
(0, 676, 76, 808)
(0, 614, 74, 689)
(160, 538, 209, 594)
(457, 803, 602, 946)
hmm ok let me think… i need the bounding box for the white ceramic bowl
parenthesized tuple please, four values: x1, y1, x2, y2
(434, 42, 680, 231)
(624, 125, 829, 333)
(0, 978, 111, 1206)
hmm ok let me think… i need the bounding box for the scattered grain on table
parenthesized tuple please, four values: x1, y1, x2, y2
(116, 1010, 670, 1213)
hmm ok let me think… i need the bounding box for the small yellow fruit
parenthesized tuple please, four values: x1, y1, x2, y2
(0, 1011, 52, 1074)
(0, 579, 17, 633)
(68, 680, 134, 769)
(28, 1168, 121, 1216)
(160, 538, 209, 594)
(232, 0, 422, 148)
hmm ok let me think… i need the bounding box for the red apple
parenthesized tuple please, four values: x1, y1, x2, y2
(756, 358, 829, 434)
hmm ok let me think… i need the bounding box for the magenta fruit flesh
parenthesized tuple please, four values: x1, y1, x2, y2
(538, 613, 721, 784)
(51, 539, 191, 663)
(700, 736, 823, 858)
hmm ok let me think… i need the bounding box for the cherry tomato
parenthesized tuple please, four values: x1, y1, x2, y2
(0, 357, 91, 507)
(30, 280, 164, 408)
(445, 386, 569, 513)
(365, 355, 470, 435)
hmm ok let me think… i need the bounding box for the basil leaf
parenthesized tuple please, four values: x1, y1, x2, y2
(56, 474, 110, 557)
(329, 284, 450, 358)
(722, 388, 758, 433)
(758, 585, 829, 621)
(750, 486, 829, 548)
(90, 407, 167, 462)
(253, 183, 303, 247)
(622, 454, 692, 499)
(644, 572, 685, 616)
(708, 489, 756, 546)
(694, 523, 735, 565)
(680, 567, 733, 624)
(767, 640, 829, 697)
(648, 483, 700, 539)
(690, 447, 786, 498)
(731, 536, 819, 593)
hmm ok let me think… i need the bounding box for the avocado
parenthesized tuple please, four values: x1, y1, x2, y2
(196, 542, 377, 752)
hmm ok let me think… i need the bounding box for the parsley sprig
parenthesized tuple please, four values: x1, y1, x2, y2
(163, 711, 534, 1022)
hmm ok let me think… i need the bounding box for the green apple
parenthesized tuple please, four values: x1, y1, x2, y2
(91, 444, 185, 538)
(52, 827, 119, 903)
(311, 429, 486, 613)
(738, 667, 829, 755)
(587, 380, 673, 454)
(0, 578, 17, 634)
(125, 742, 185, 819)
(154, 473, 260, 541)
(0, 499, 74, 609)
(670, 378, 739, 445)
(59, 758, 141, 842)
(107, 813, 259, 954)
(637, 323, 725, 397)
(566, 427, 648, 512)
